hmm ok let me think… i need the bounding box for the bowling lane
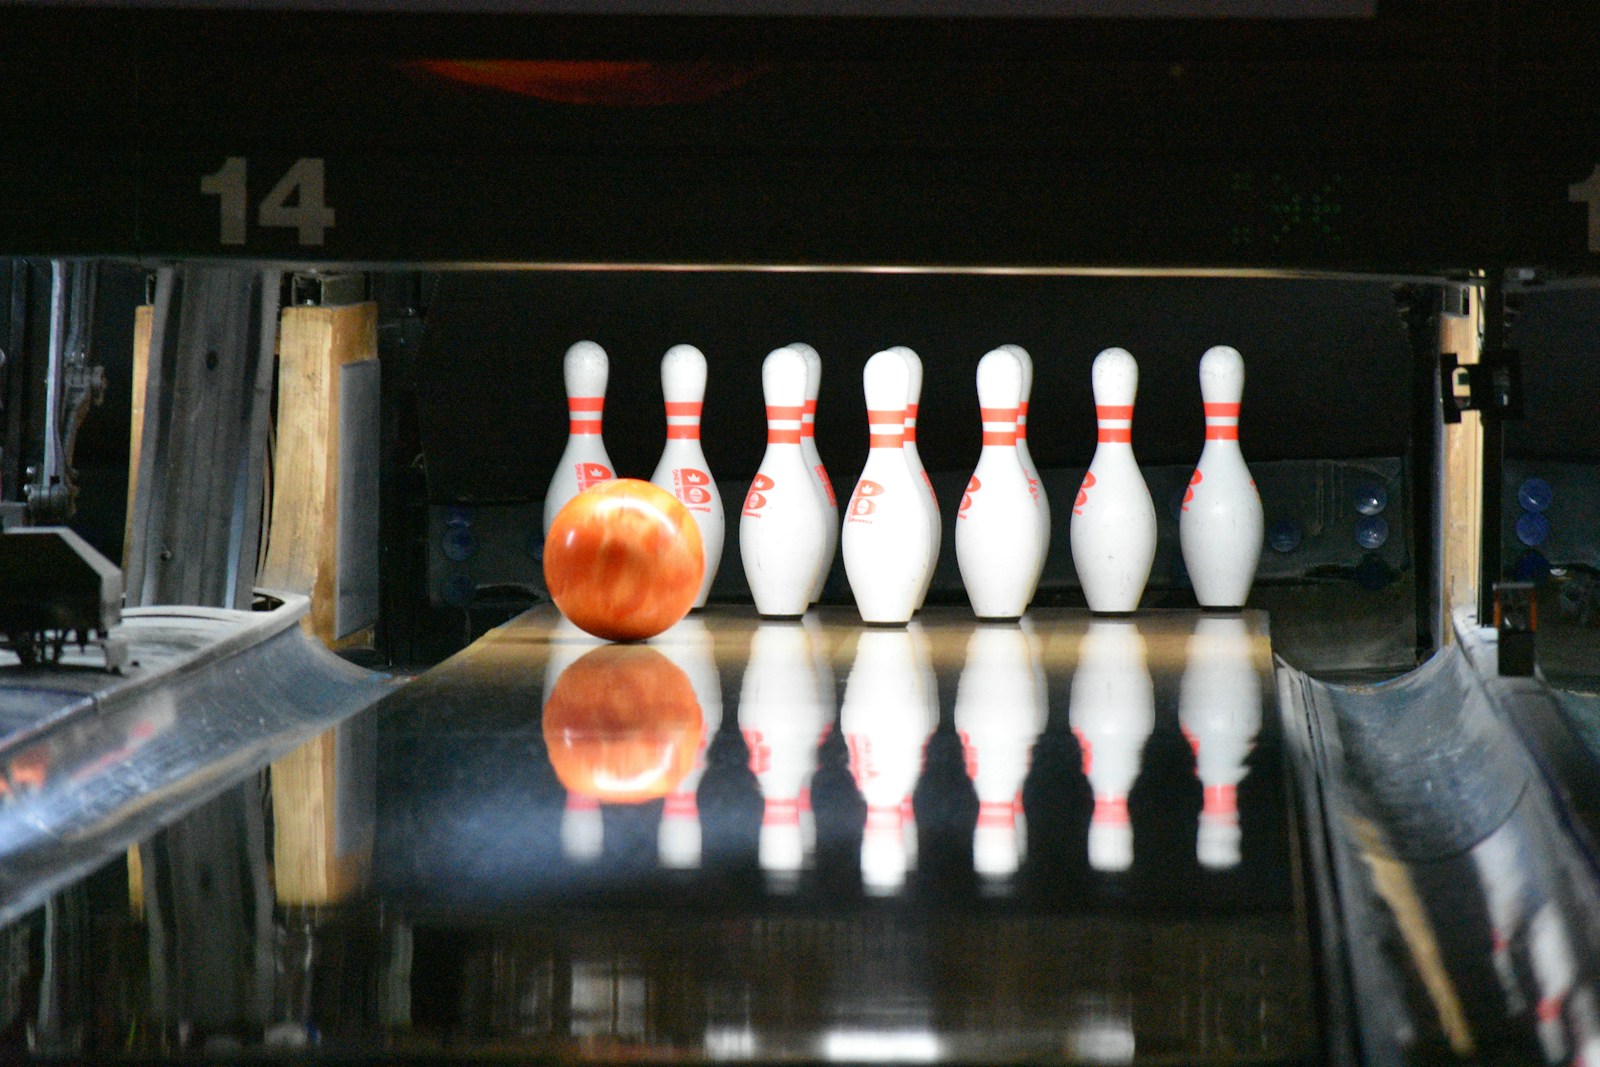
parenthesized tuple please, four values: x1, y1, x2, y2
(0, 605, 1319, 1062)
(365, 605, 1319, 1063)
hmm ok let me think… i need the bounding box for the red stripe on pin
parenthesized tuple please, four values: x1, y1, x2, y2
(1206, 426, 1239, 440)
(666, 425, 699, 439)
(867, 409, 904, 425)
(804, 400, 817, 414)
(982, 430, 1016, 446)
(665, 401, 702, 417)
(1098, 428, 1132, 443)
(766, 405, 805, 420)
(1204, 402, 1241, 417)
(869, 433, 903, 448)
(980, 407, 1018, 422)
(569, 397, 605, 412)
(570, 420, 602, 434)
(1096, 405, 1134, 419)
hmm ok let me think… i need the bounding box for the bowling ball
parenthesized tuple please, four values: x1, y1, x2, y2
(543, 644, 705, 803)
(544, 479, 705, 642)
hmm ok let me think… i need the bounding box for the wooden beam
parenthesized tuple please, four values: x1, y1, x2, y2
(260, 300, 380, 904)
(123, 304, 152, 571)
(258, 302, 378, 647)
(1438, 285, 1482, 639)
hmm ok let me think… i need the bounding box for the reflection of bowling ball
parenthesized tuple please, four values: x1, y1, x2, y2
(543, 644, 705, 804)
(544, 479, 704, 642)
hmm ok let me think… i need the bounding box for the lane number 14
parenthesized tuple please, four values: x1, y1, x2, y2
(200, 157, 337, 247)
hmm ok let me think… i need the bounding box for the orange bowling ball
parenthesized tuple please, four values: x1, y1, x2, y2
(544, 479, 705, 642)
(543, 644, 705, 803)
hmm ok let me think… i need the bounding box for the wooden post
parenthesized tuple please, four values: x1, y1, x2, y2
(122, 304, 152, 571)
(260, 299, 381, 905)
(259, 301, 380, 647)
(1439, 284, 1483, 639)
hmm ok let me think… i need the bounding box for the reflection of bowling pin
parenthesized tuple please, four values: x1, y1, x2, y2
(650, 617, 723, 869)
(955, 624, 1046, 878)
(1069, 620, 1154, 872)
(1070, 348, 1156, 613)
(740, 622, 830, 886)
(561, 792, 605, 862)
(789, 343, 839, 604)
(895, 348, 941, 610)
(1178, 615, 1262, 870)
(1469, 825, 1530, 1015)
(841, 630, 933, 894)
(1529, 902, 1578, 1062)
(651, 344, 724, 609)
(801, 611, 837, 853)
(843, 350, 936, 624)
(1179, 346, 1263, 609)
(742, 347, 832, 617)
(957, 347, 1046, 619)
(546, 616, 608, 861)
(544, 341, 616, 535)
(1001, 345, 1051, 590)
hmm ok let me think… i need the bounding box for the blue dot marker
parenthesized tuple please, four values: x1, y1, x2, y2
(442, 525, 478, 562)
(1516, 477, 1553, 513)
(1353, 482, 1387, 516)
(1267, 519, 1303, 553)
(1515, 511, 1551, 548)
(440, 574, 476, 607)
(1355, 515, 1388, 549)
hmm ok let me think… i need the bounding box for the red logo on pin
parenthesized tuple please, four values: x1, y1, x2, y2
(577, 463, 613, 490)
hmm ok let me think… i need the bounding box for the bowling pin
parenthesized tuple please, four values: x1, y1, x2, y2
(842, 350, 937, 625)
(1529, 902, 1578, 1062)
(742, 347, 832, 618)
(1069, 620, 1154, 872)
(740, 622, 830, 887)
(1001, 344, 1051, 589)
(789, 343, 839, 603)
(1179, 345, 1264, 609)
(954, 624, 1046, 879)
(956, 348, 1046, 620)
(543, 341, 616, 535)
(650, 617, 723, 869)
(841, 629, 933, 895)
(895, 347, 942, 609)
(1177, 615, 1262, 870)
(651, 344, 725, 609)
(1070, 348, 1156, 613)
(1470, 825, 1530, 1016)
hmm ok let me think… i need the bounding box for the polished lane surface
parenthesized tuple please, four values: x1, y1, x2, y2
(4, 606, 1320, 1063)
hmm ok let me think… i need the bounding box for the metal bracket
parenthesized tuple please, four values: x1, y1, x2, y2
(289, 272, 367, 308)
(1440, 348, 1523, 424)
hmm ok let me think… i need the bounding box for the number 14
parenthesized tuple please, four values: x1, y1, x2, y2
(200, 157, 337, 247)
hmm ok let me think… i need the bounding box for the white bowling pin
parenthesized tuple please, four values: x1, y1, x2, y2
(1529, 902, 1578, 1062)
(1179, 346, 1264, 609)
(841, 629, 933, 894)
(1069, 620, 1154, 872)
(790, 343, 840, 603)
(740, 622, 830, 886)
(1470, 825, 1530, 1016)
(742, 347, 832, 618)
(956, 348, 1046, 619)
(543, 341, 616, 535)
(1178, 615, 1262, 870)
(651, 344, 724, 609)
(895, 347, 942, 609)
(1001, 345, 1051, 589)
(842, 351, 937, 624)
(955, 624, 1046, 879)
(650, 617, 723, 869)
(1070, 348, 1156, 613)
